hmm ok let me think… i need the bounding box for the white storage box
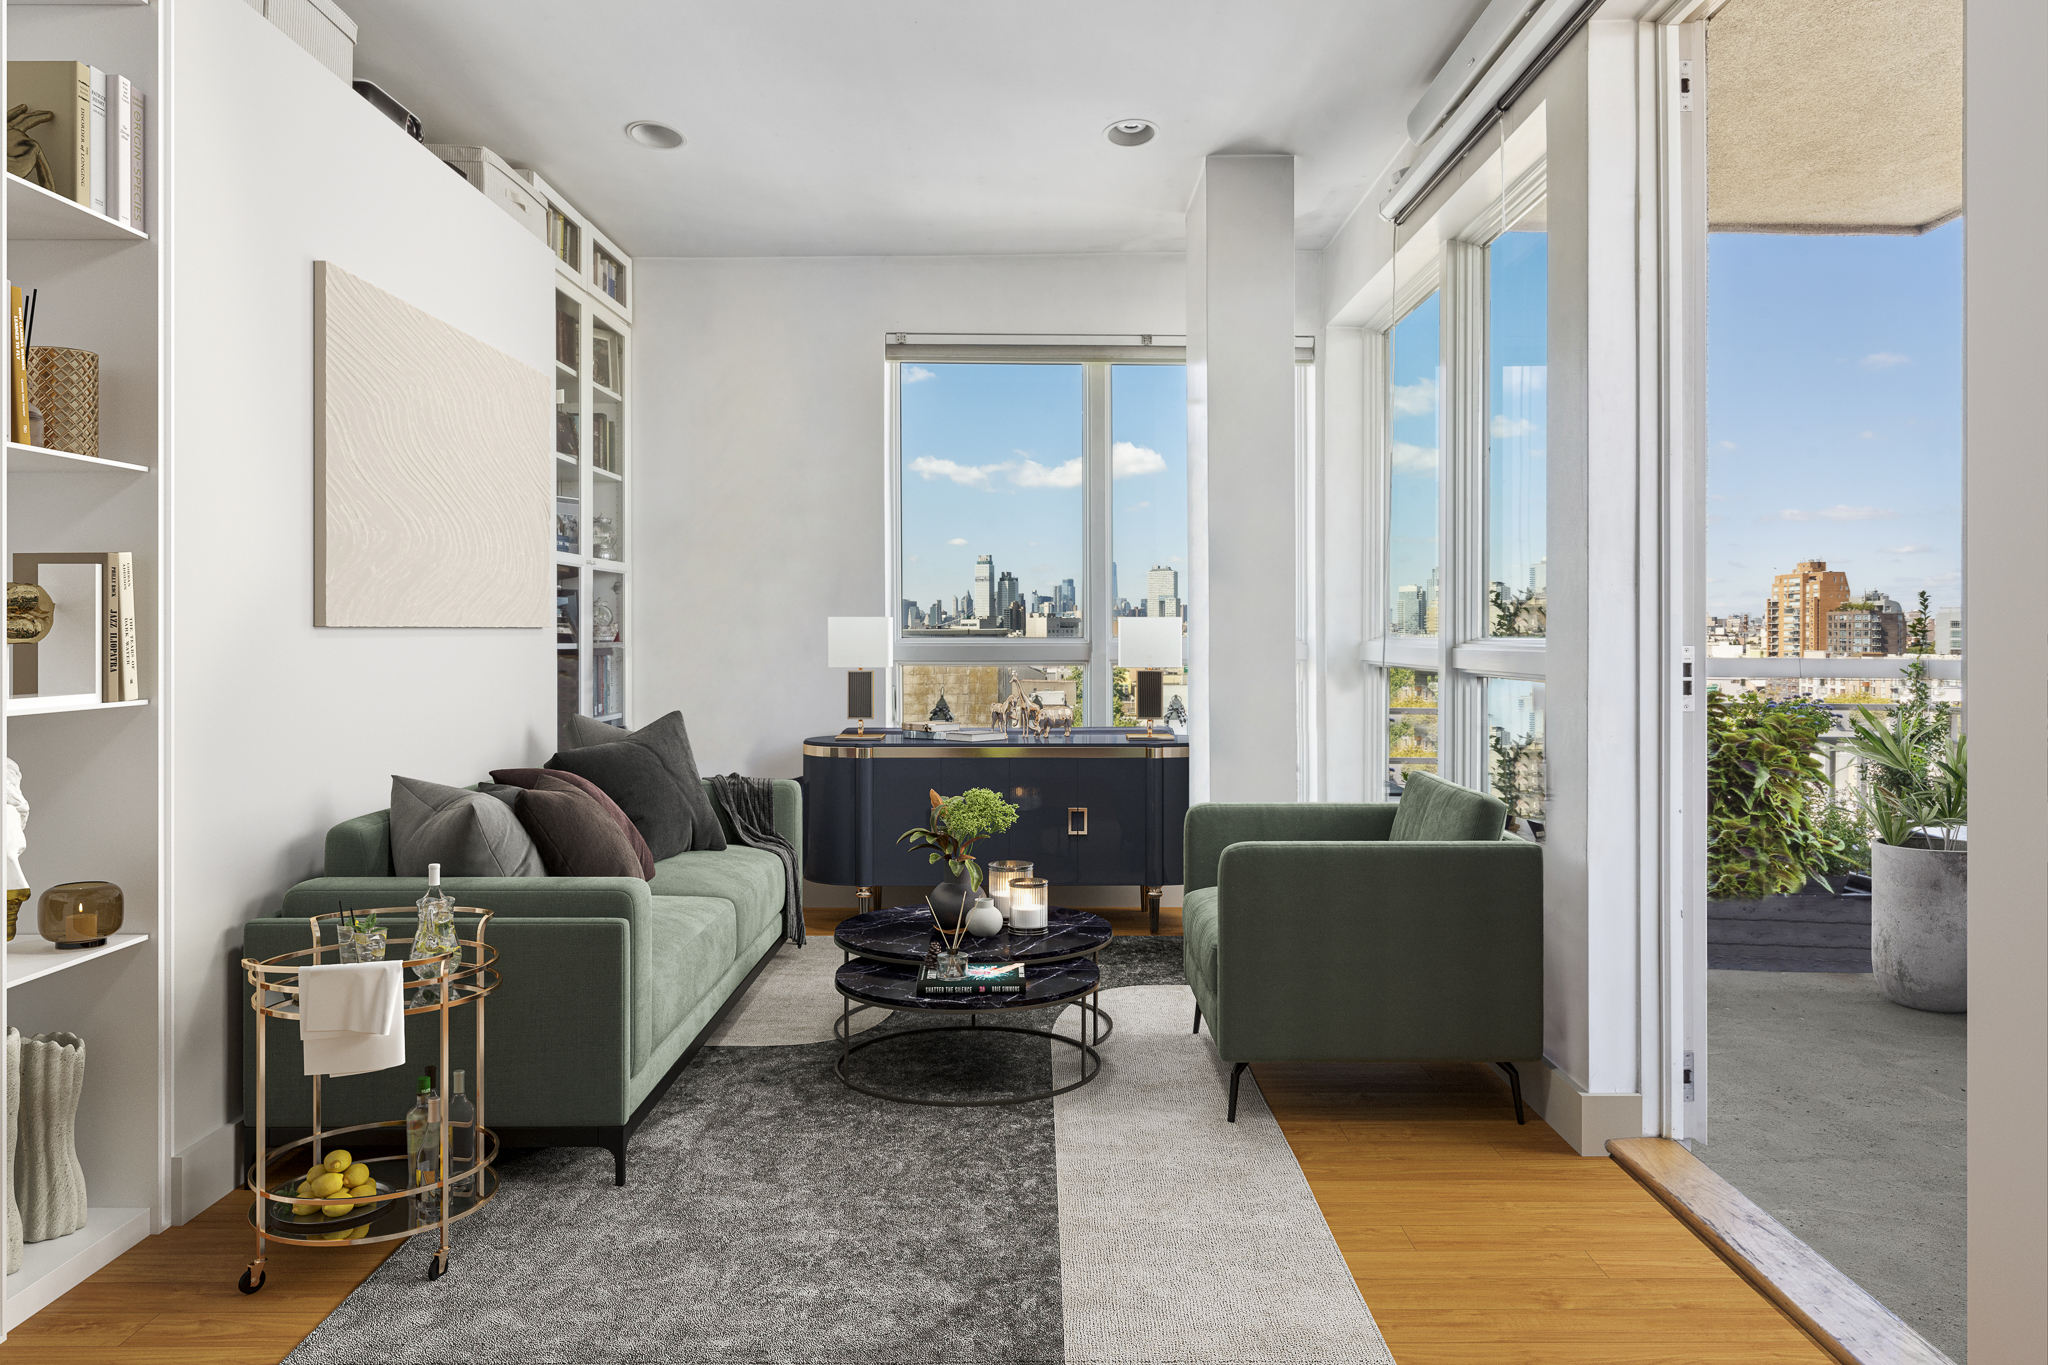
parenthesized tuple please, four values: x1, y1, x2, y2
(426, 144, 548, 243)
(247, 0, 358, 82)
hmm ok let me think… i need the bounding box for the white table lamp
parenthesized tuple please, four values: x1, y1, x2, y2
(827, 616, 891, 735)
(1118, 617, 1183, 739)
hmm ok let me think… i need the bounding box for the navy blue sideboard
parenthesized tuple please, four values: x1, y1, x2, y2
(802, 729, 1190, 933)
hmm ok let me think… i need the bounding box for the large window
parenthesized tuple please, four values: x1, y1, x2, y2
(1389, 294, 1442, 638)
(891, 351, 1188, 726)
(1488, 225, 1547, 637)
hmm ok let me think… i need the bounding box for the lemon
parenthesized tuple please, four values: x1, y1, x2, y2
(347, 1184, 374, 1202)
(350, 1225, 370, 1239)
(344, 1162, 370, 1187)
(323, 1149, 352, 1174)
(291, 1200, 318, 1217)
(309, 1171, 346, 1198)
(321, 1201, 354, 1217)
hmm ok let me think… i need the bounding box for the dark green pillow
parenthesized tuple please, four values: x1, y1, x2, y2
(1388, 771, 1509, 842)
(545, 742, 690, 861)
(562, 711, 726, 851)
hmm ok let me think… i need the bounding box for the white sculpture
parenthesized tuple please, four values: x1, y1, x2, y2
(3, 757, 28, 898)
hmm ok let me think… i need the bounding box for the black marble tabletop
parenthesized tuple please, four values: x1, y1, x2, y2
(835, 957, 1100, 1013)
(834, 905, 1113, 966)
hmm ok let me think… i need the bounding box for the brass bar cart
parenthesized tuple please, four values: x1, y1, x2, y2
(238, 907, 501, 1291)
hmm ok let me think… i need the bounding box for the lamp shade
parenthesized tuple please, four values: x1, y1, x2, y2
(827, 617, 890, 669)
(1118, 617, 1183, 669)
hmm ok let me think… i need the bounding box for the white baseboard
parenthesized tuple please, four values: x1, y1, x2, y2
(1500, 1060, 1643, 1156)
(169, 1122, 240, 1225)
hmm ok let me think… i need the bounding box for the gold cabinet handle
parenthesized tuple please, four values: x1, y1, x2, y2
(1068, 807, 1088, 836)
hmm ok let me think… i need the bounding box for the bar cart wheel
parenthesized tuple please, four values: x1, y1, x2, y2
(428, 1252, 448, 1281)
(238, 1267, 266, 1294)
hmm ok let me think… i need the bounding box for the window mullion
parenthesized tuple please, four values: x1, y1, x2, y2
(1439, 239, 1491, 790)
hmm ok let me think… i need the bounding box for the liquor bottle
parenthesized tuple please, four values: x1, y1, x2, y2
(406, 1073, 441, 1218)
(410, 865, 456, 1004)
(448, 1069, 477, 1196)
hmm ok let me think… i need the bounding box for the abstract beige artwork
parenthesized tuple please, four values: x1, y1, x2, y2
(313, 261, 551, 627)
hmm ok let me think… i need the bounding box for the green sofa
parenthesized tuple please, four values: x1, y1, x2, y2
(241, 779, 800, 1184)
(1182, 786, 1542, 1122)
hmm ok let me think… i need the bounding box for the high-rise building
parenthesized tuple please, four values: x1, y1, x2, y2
(995, 571, 1020, 617)
(973, 555, 996, 619)
(1930, 607, 1963, 655)
(1827, 599, 1905, 657)
(931, 599, 946, 628)
(1058, 578, 1076, 614)
(1765, 560, 1851, 656)
(1395, 585, 1424, 634)
(1145, 565, 1181, 619)
(1527, 558, 1547, 594)
(902, 598, 924, 629)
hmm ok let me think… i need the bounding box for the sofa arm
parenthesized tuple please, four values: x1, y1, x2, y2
(1211, 839, 1542, 1063)
(1184, 803, 1398, 895)
(769, 778, 803, 883)
(277, 875, 656, 1073)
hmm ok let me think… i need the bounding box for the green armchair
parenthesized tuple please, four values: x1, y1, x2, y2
(1182, 774, 1543, 1121)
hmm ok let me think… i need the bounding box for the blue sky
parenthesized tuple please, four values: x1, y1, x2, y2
(898, 362, 1187, 614)
(1707, 223, 1963, 618)
(1389, 291, 1441, 623)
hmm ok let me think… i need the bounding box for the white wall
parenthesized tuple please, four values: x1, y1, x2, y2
(1964, 0, 2048, 1352)
(168, 0, 556, 1216)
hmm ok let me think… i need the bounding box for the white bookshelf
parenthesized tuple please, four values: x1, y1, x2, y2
(0, 0, 168, 1338)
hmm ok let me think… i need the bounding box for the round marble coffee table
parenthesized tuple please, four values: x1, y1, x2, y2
(831, 906, 1110, 1106)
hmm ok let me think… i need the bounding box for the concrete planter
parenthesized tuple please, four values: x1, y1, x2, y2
(1870, 841, 1967, 1013)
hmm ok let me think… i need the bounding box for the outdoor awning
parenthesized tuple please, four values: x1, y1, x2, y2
(1707, 0, 1961, 234)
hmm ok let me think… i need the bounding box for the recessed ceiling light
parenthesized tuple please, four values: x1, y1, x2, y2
(1104, 119, 1156, 147)
(625, 121, 685, 150)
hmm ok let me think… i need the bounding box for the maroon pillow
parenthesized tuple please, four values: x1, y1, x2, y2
(491, 767, 655, 879)
(511, 775, 644, 878)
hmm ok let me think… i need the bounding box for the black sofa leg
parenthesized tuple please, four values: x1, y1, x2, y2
(1192, 1004, 1202, 1034)
(605, 1128, 628, 1186)
(1501, 1062, 1527, 1125)
(1227, 1062, 1248, 1122)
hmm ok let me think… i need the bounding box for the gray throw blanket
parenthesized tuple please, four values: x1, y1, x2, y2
(708, 774, 805, 946)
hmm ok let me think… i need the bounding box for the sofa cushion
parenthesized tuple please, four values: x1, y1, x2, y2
(1388, 771, 1508, 843)
(649, 896, 737, 1046)
(544, 743, 691, 861)
(650, 847, 787, 948)
(564, 712, 726, 852)
(389, 775, 545, 878)
(513, 775, 645, 877)
(492, 768, 655, 879)
(1183, 885, 1220, 1000)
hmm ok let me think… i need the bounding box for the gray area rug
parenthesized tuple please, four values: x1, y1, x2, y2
(1697, 970, 1964, 1361)
(284, 936, 1388, 1364)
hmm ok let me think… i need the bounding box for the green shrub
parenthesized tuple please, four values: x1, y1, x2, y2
(1706, 691, 1842, 899)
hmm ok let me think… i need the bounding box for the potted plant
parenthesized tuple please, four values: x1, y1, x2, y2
(897, 787, 1018, 928)
(1843, 595, 1966, 1013)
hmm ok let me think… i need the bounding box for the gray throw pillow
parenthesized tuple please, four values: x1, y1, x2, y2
(390, 775, 546, 877)
(563, 711, 726, 851)
(544, 743, 691, 861)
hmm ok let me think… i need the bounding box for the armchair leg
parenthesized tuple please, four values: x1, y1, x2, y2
(1227, 1062, 1248, 1122)
(1192, 1004, 1202, 1034)
(1500, 1062, 1527, 1125)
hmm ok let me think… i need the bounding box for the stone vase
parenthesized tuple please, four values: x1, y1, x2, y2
(5, 1028, 18, 1274)
(17, 1032, 85, 1243)
(1870, 841, 1967, 1013)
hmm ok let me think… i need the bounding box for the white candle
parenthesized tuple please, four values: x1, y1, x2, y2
(1009, 877, 1049, 932)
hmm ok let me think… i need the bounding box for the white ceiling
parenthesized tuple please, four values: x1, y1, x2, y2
(342, 0, 1489, 258)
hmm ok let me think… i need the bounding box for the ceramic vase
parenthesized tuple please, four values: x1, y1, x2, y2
(926, 866, 979, 932)
(18, 1032, 85, 1244)
(5, 1028, 18, 1274)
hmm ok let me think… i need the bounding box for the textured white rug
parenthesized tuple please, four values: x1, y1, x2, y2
(702, 941, 885, 1045)
(1054, 986, 1397, 1364)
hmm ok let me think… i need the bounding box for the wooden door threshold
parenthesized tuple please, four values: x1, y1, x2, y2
(1608, 1137, 1954, 1365)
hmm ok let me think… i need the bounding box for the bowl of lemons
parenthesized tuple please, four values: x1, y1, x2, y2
(268, 1148, 388, 1231)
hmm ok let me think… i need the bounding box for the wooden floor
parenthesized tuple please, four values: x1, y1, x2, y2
(0, 911, 1824, 1364)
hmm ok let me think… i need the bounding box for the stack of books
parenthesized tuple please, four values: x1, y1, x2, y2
(917, 962, 1026, 997)
(6, 62, 146, 229)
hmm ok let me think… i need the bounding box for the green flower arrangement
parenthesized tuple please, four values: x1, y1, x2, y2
(897, 787, 1019, 890)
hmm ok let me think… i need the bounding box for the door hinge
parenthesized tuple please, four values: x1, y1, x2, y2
(1679, 60, 1694, 113)
(1680, 645, 1696, 712)
(1683, 1050, 1696, 1102)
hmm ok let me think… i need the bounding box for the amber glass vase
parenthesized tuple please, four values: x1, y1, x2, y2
(38, 881, 122, 949)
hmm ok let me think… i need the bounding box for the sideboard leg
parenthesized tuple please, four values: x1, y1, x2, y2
(1143, 885, 1162, 936)
(855, 886, 879, 917)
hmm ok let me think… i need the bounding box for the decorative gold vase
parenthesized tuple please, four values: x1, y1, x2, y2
(4, 889, 26, 943)
(24, 347, 99, 459)
(37, 882, 121, 950)
(5, 583, 52, 645)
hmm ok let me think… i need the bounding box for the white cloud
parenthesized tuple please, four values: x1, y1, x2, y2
(1719, 440, 1739, 450)
(1391, 376, 1437, 416)
(902, 365, 937, 383)
(946, 538, 967, 546)
(1859, 430, 1878, 440)
(1130, 500, 1151, 509)
(908, 456, 1008, 488)
(1860, 352, 1909, 370)
(1392, 441, 1437, 472)
(1490, 415, 1537, 439)
(1881, 544, 1931, 554)
(1771, 510, 1814, 522)
(1010, 457, 1084, 489)
(1769, 505, 1897, 523)
(1112, 441, 1168, 479)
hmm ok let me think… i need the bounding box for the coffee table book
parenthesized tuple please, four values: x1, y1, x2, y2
(917, 962, 1026, 996)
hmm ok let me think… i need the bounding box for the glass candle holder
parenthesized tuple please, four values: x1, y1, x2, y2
(985, 860, 1034, 922)
(1009, 877, 1049, 935)
(38, 881, 123, 950)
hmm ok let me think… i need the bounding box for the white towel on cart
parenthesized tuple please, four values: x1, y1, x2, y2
(298, 961, 404, 1077)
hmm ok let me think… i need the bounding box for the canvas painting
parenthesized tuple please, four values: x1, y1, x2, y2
(313, 261, 551, 627)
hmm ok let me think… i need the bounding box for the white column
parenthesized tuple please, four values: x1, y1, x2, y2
(1186, 154, 1299, 803)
